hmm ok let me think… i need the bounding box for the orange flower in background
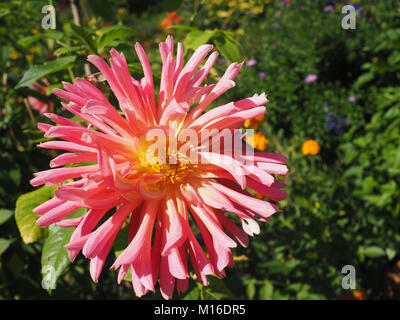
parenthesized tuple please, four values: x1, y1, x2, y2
(160, 18, 172, 29)
(244, 114, 265, 130)
(161, 11, 183, 29)
(10, 51, 19, 60)
(353, 289, 366, 300)
(302, 139, 320, 155)
(246, 131, 269, 151)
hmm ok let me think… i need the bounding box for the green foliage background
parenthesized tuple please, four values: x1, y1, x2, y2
(0, 0, 400, 300)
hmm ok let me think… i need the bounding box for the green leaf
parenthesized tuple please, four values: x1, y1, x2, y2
(183, 29, 215, 52)
(386, 248, 397, 260)
(259, 280, 274, 300)
(16, 56, 77, 88)
(15, 185, 56, 244)
(18, 31, 63, 48)
(54, 46, 85, 57)
(0, 209, 14, 225)
(354, 72, 374, 88)
(246, 280, 256, 300)
(97, 25, 137, 51)
(167, 25, 198, 32)
(363, 246, 386, 258)
(214, 34, 242, 62)
(0, 238, 14, 257)
(41, 224, 74, 291)
(183, 286, 200, 300)
(70, 24, 98, 54)
(45, 83, 63, 96)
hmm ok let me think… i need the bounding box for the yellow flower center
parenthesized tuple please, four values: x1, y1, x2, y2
(139, 146, 193, 185)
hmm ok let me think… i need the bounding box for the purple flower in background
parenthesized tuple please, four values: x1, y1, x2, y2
(348, 96, 356, 103)
(324, 5, 334, 12)
(258, 72, 267, 78)
(246, 59, 257, 67)
(304, 74, 318, 83)
(271, 44, 277, 49)
(324, 112, 349, 136)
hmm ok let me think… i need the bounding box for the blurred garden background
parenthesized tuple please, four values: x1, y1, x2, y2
(1, 0, 400, 300)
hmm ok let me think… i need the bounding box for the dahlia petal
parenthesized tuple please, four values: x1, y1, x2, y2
(53, 88, 87, 106)
(199, 152, 246, 189)
(57, 216, 83, 228)
(65, 208, 108, 260)
(190, 51, 219, 88)
(242, 151, 288, 164)
(82, 201, 139, 259)
(38, 141, 97, 153)
(131, 265, 149, 297)
(159, 255, 174, 300)
(33, 197, 65, 216)
(246, 177, 288, 202)
(167, 247, 188, 280)
(173, 44, 214, 101)
(216, 211, 249, 247)
(31, 165, 99, 186)
(117, 264, 130, 284)
(209, 181, 278, 218)
(190, 204, 236, 248)
(87, 54, 125, 102)
(112, 200, 159, 267)
(134, 42, 156, 113)
(162, 196, 187, 255)
(50, 152, 97, 168)
(257, 162, 289, 175)
(36, 201, 80, 227)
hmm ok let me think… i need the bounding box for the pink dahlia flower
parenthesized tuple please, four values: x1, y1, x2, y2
(28, 78, 51, 114)
(31, 36, 288, 299)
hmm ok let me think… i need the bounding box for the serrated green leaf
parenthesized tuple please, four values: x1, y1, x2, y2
(0, 209, 14, 225)
(16, 56, 77, 88)
(15, 185, 56, 244)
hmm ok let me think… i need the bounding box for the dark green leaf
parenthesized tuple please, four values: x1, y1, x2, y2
(0, 238, 14, 256)
(16, 56, 77, 88)
(0, 208, 14, 225)
(70, 24, 98, 54)
(18, 31, 63, 47)
(97, 25, 137, 51)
